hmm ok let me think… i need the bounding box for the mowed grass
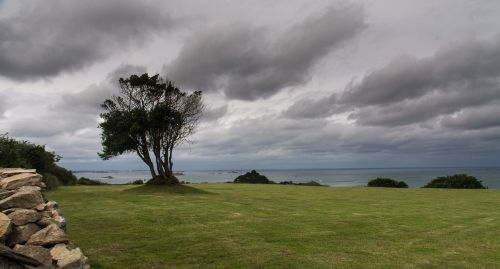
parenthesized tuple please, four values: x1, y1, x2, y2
(45, 184, 500, 269)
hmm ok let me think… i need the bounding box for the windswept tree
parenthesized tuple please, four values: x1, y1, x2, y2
(99, 73, 203, 185)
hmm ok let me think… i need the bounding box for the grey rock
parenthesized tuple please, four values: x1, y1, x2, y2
(27, 224, 68, 246)
(0, 244, 42, 268)
(0, 173, 42, 190)
(7, 223, 41, 246)
(0, 190, 16, 200)
(13, 244, 52, 265)
(0, 190, 45, 210)
(8, 209, 41, 226)
(0, 212, 12, 241)
(50, 244, 89, 269)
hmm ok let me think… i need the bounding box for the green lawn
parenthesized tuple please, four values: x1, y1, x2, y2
(45, 184, 500, 269)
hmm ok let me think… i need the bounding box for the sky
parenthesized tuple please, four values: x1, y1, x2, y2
(1, 0, 500, 171)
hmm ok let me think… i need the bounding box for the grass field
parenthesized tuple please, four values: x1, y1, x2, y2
(45, 184, 500, 269)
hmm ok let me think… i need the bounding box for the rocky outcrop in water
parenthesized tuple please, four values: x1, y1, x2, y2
(0, 168, 89, 268)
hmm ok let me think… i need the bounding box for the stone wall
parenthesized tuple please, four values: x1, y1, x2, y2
(0, 168, 89, 269)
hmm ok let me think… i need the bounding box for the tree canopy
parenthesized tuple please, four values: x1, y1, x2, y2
(99, 73, 203, 185)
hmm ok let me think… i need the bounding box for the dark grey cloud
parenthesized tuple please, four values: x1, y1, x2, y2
(285, 35, 500, 128)
(185, 115, 500, 168)
(341, 36, 500, 106)
(166, 4, 365, 100)
(10, 65, 146, 138)
(202, 105, 228, 122)
(283, 94, 339, 119)
(0, 94, 6, 118)
(0, 0, 172, 80)
(441, 104, 500, 130)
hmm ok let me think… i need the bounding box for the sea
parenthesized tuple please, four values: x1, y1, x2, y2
(74, 167, 500, 188)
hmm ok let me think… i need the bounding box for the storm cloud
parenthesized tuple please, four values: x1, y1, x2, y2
(0, 0, 172, 80)
(0, 94, 6, 118)
(2, 0, 500, 170)
(10, 65, 146, 138)
(166, 4, 365, 100)
(286, 35, 500, 128)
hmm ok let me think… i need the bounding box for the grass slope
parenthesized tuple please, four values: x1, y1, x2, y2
(45, 184, 500, 269)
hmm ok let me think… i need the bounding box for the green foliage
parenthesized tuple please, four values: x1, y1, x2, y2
(77, 177, 107, 185)
(146, 175, 180, 185)
(423, 174, 486, 189)
(279, 180, 325, 186)
(297, 180, 323, 186)
(49, 165, 77, 185)
(99, 73, 203, 185)
(0, 134, 75, 187)
(234, 170, 273, 184)
(41, 173, 60, 190)
(130, 179, 144, 185)
(367, 178, 408, 188)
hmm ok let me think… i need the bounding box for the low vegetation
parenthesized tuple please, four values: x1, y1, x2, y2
(423, 174, 486, 189)
(77, 177, 108, 185)
(234, 170, 273, 184)
(46, 184, 499, 269)
(367, 177, 408, 188)
(0, 134, 77, 189)
(279, 180, 324, 186)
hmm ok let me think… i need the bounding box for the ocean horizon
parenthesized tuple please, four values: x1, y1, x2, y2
(73, 167, 500, 188)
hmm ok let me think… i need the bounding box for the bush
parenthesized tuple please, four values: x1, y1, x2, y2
(77, 177, 107, 185)
(49, 165, 77, 185)
(367, 178, 408, 188)
(279, 180, 324, 186)
(423, 174, 486, 189)
(234, 170, 273, 184)
(0, 134, 77, 187)
(41, 173, 60, 190)
(297, 180, 323, 186)
(130, 179, 144, 185)
(146, 175, 179, 185)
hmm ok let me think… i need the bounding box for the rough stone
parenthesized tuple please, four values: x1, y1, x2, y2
(50, 244, 88, 269)
(0, 244, 42, 268)
(17, 186, 42, 192)
(0, 212, 12, 241)
(27, 224, 68, 246)
(46, 201, 58, 210)
(0, 190, 16, 200)
(35, 203, 46, 211)
(0, 190, 45, 210)
(8, 209, 41, 226)
(13, 244, 52, 265)
(0, 169, 37, 177)
(50, 209, 67, 231)
(36, 217, 58, 228)
(7, 223, 41, 246)
(0, 256, 23, 269)
(0, 173, 42, 190)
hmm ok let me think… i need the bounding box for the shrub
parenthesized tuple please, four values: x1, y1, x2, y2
(77, 177, 107, 185)
(146, 175, 179, 185)
(131, 179, 144, 185)
(234, 170, 273, 184)
(49, 165, 77, 185)
(367, 178, 408, 188)
(41, 173, 60, 190)
(0, 134, 77, 186)
(297, 180, 323, 186)
(423, 174, 486, 189)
